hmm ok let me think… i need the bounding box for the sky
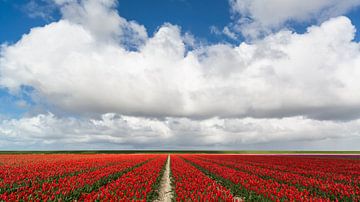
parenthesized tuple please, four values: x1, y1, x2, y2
(1, 0, 360, 150)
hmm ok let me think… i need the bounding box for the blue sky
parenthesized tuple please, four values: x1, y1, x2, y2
(0, 0, 232, 44)
(1, 0, 360, 150)
(346, 7, 360, 41)
(2, 0, 360, 45)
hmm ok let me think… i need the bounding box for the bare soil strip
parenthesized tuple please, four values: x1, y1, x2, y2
(154, 155, 172, 202)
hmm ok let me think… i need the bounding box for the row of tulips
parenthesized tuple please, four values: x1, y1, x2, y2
(203, 155, 360, 184)
(171, 155, 235, 201)
(0, 154, 138, 194)
(196, 155, 360, 200)
(182, 155, 331, 202)
(0, 155, 155, 201)
(1, 154, 359, 201)
(80, 155, 167, 201)
(0, 154, 98, 166)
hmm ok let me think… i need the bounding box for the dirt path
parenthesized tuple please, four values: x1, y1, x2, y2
(154, 155, 172, 202)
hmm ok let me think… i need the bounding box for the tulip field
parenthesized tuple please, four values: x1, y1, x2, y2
(0, 153, 359, 201)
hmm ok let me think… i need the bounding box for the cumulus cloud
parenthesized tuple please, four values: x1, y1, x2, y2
(1, 10, 360, 120)
(229, 0, 360, 39)
(0, 113, 359, 150)
(55, 0, 147, 46)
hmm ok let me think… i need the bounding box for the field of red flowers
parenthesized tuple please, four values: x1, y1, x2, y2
(0, 153, 359, 201)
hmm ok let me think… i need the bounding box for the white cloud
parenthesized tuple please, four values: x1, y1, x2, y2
(1, 12, 360, 120)
(0, 113, 359, 150)
(54, 0, 147, 46)
(222, 26, 238, 40)
(229, 0, 360, 39)
(210, 26, 221, 35)
(210, 25, 238, 40)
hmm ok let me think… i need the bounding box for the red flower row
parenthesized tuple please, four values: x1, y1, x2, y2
(195, 155, 360, 200)
(0, 154, 155, 201)
(80, 155, 167, 201)
(171, 155, 234, 201)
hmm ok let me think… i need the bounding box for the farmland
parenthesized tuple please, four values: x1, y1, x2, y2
(0, 153, 359, 201)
